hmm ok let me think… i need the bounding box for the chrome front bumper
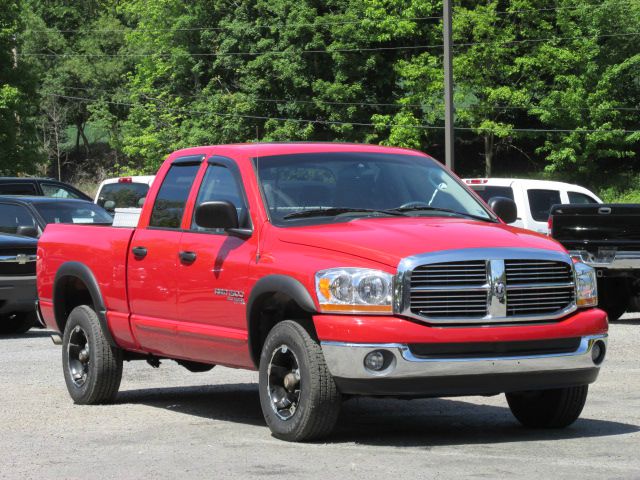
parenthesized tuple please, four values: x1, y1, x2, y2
(321, 335, 607, 396)
(569, 249, 640, 270)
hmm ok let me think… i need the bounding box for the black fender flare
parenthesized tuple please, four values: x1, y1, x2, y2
(246, 274, 317, 366)
(53, 261, 116, 347)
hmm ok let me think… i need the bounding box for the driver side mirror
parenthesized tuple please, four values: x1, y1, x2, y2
(194, 201, 252, 238)
(488, 196, 518, 224)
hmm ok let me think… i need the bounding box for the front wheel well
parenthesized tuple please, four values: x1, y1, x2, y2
(248, 291, 317, 367)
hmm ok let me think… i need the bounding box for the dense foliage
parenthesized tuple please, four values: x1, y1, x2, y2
(1, 0, 638, 192)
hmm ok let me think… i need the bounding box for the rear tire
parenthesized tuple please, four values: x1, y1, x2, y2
(258, 320, 341, 442)
(0, 312, 36, 335)
(506, 385, 589, 428)
(62, 305, 123, 404)
(598, 278, 628, 321)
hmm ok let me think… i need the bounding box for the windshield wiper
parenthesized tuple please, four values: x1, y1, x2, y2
(387, 206, 496, 223)
(283, 207, 407, 220)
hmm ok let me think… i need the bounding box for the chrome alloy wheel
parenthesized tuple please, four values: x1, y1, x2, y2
(267, 345, 301, 420)
(67, 326, 90, 387)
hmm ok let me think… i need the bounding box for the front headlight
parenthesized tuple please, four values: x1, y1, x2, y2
(575, 262, 598, 308)
(315, 268, 393, 314)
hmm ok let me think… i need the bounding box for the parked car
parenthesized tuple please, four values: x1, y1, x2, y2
(550, 203, 640, 321)
(0, 177, 91, 201)
(0, 197, 113, 238)
(0, 233, 38, 334)
(37, 144, 606, 441)
(0, 197, 112, 334)
(95, 175, 155, 214)
(463, 178, 602, 234)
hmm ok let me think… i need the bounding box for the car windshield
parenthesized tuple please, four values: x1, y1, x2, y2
(34, 202, 113, 225)
(97, 182, 150, 213)
(255, 152, 493, 226)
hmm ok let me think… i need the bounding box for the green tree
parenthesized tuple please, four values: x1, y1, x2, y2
(0, 0, 42, 174)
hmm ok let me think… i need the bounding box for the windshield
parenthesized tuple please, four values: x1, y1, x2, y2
(255, 152, 493, 226)
(34, 202, 113, 225)
(97, 182, 150, 213)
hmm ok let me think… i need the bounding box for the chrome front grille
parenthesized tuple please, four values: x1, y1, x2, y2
(410, 261, 488, 318)
(505, 260, 574, 316)
(399, 248, 577, 325)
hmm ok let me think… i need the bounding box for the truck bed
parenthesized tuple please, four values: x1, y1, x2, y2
(37, 224, 136, 331)
(550, 203, 640, 253)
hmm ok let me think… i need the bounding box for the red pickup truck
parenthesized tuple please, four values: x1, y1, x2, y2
(37, 143, 607, 441)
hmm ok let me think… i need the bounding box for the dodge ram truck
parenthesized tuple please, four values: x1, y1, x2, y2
(37, 143, 608, 442)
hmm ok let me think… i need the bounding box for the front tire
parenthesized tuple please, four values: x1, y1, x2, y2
(506, 385, 589, 428)
(62, 305, 123, 404)
(258, 320, 341, 442)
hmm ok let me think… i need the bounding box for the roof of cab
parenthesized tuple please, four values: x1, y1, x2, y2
(169, 142, 430, 160)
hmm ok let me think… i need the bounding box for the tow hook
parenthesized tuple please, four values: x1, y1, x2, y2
(50, 333, 62, 345)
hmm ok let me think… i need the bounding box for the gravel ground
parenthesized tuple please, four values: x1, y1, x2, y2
(1, 316, 639, 480)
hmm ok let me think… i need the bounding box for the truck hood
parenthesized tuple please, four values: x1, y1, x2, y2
(277, 217, 565, 267)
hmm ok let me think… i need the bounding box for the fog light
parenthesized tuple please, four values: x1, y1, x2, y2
(591, 340, 606, 365)
(364, 350, 385, 371)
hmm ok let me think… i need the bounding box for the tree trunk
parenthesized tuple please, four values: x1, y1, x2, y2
(484, 132, 494, 177)
(78, 122, 90, 158)
(75, 125, 81, 153)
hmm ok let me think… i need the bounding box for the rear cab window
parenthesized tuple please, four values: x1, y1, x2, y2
(527, 189, 561, 222)
(149, 161, 201, 229)
(469, 185, 515, 202)
(97, 182, 150, 213)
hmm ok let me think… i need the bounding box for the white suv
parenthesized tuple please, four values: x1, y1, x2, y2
(463, 178, 602, 234)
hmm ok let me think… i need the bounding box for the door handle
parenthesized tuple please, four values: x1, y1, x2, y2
(179, 251, 197, 264)
(132, 246, 147, 259)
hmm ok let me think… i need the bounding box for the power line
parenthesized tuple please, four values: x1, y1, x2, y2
(18, 31, 640, 58)
(22, 0, 629, 35)
(54, 85, 640, 113)
(46, 93, 640, 134)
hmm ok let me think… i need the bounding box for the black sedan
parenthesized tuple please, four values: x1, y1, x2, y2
(0, 197, 112, 334)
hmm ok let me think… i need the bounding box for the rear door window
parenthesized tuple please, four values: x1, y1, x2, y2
(527, 189, 561, 222)
(0, 183, 37, 195)
(40, 182, 82, 199)
(149, 164, 200, 229)
(0, 203, 38, 234)
(97, 182, 150, 213)
(568, 191, 598, 204)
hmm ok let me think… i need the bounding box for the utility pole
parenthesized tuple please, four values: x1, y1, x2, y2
(443, 0, 455, 171)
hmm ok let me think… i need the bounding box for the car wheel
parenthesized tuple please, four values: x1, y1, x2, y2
(258, 320, 341, 442)
(506, 385, 589, 428)
(62, 305, 123, 404)
(0, 312, 36, 335)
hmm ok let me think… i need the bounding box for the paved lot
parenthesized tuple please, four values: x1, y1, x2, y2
(1, 316, 639, 480)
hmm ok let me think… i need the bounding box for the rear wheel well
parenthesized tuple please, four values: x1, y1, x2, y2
(53, 276, 94, 333)
(248, 292, 317, 367)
